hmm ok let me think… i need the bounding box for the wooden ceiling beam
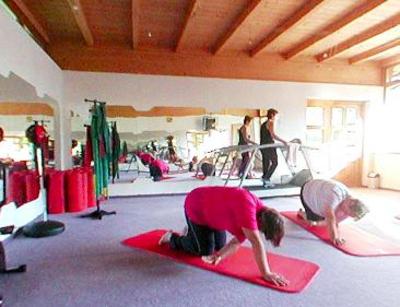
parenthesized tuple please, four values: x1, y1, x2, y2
(5, 0, 50, 44)
(175, 0, 197, 52)
(349, 38, 400, 64)
(66, 0, 94, 46)
(47, 43, 383, 86)
(250, 0, 324, 57)
(381, 54, 400, 68)
(316, 12, 400, 62)
(132, 0, 140, 49)
(283, 0, 386, 60)
(212, 0, 262, 55)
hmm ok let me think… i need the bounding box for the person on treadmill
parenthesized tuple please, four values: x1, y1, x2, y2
(260, 109, 287, 188)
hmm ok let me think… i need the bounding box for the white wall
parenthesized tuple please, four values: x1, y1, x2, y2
(0, 7, 62, 101)
(373, 153, 400, 190)
(0, 6, 71, 169)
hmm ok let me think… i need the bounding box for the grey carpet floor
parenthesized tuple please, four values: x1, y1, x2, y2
(1, 194, 399, 307)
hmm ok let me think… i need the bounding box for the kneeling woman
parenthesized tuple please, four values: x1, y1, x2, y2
(159, 186, 288, 286)
(149, 159, 169, 181)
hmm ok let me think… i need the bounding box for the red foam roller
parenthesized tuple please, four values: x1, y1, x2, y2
(8, 171, 26, 207)
(78, 168, 88, 209)
(25, 171, 40, 203)
(47, 170, 65, 214)
(84, 168, 96, 208)
(65, 169, 87, 213)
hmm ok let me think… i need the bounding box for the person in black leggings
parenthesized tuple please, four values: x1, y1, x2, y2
(260, 109, 287, 188)
(238, 115, 257, 178)
(159, 186, 288, 287)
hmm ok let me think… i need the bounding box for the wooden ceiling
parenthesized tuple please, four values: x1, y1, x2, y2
(4, 0, 400, 84)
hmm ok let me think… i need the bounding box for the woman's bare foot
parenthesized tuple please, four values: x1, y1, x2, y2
(158, 230, 173, 245)
(297, 209, 307, 220)
(297, 209, 318, 226)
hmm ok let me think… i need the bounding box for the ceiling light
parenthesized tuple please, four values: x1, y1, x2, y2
(323, 52, 328, 58)
(148, 32, 152, 38)
(72, 5, 79, 11)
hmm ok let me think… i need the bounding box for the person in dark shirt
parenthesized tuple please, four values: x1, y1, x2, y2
(260, 109, 287, 188)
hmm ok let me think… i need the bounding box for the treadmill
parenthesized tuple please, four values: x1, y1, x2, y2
(212, 143, 315, 198)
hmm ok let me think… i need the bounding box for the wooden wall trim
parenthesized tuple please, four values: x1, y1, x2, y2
(106, 106, 261, 118)
(218, 108, 259, 117)
(48, 44, 383, 86)
(0, 102, 54, 116)
(106, 106, 206, 118)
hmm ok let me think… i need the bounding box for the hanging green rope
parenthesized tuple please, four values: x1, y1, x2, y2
(90, 103, 111, 198)
(111, 122, 121, 180)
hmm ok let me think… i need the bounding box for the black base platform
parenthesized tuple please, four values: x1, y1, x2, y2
(23, 220, 65, 238)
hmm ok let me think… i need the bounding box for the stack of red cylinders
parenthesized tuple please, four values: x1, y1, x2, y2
(46, 170, 66, 214)
(65, 169, 87, 213)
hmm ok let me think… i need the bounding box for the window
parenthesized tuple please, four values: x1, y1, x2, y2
(306, 107, 324, 146)
(306, 100, 364, 180)
(381, 64, 400, 152)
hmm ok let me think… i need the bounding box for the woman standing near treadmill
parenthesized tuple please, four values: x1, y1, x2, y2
(260, 109, 287, 188)
(238, 116, 257, 178)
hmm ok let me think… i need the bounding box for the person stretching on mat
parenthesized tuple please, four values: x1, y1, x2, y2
(260, 109, 287, 188)
(298, 179, 369, 246)
(194, 156, 215, 178)
(159, 186, 288, 286)
(149, 159, 169, 181)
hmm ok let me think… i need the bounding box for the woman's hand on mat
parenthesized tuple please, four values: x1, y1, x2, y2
(201, 254, 222, 265)
(332, 237, 345, 246)
(263, 272, 288, 287)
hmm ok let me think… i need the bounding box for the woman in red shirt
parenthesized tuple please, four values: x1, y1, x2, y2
(159, 186, 287, 286)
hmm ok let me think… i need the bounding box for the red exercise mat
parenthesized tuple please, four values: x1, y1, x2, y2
(122, 230, 320, 293)
(47, 171, 65, 214)
(159, 176, 175, 181)
(282, 211, 400, 257)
